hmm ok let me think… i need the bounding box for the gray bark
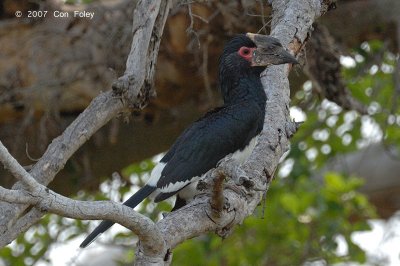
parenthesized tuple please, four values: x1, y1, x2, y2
(1, 0, 399, 205)
(0, 0, 171, 247)
(0, 140, 165, 257)
(0, 0, 335, 265)
(134, 0, 335, 263)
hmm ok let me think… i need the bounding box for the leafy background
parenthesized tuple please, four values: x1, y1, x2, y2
(2, 39, 399, 265)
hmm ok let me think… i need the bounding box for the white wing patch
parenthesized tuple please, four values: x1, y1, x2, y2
(231, 136, 258, 163)
(147, 162, 166, 186)
(159, 179, 192, 193)
(147, 161, 198, 194)
(149, 136, 258, 197)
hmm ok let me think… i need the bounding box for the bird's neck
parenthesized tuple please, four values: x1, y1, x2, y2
(219, 69, 266, 108)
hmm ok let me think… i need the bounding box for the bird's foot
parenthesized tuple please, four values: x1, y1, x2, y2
(218, 159, 248, 185)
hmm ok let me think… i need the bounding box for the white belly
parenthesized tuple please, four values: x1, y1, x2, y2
(178, 180, 200, 201)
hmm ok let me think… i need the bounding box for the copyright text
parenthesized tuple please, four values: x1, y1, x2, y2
(16, 10, 95, 20)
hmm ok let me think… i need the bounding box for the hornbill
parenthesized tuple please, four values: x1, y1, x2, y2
(80, 33, 297, 248)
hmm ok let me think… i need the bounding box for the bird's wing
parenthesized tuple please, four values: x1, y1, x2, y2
(155, 102, 263, 199)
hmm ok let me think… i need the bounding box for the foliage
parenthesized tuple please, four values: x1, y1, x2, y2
(1, 39, 397, 265)
(169, 40, 399, 265)
(0, 215, 87, 266)
(173, 173, 374, 266)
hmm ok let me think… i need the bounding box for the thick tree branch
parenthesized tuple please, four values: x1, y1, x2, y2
(0, 187, 34, 204)
(0, 1, 336, 265)
(0, 141, 165, 257)
(0, 0, 172, 247)
(3, 208, 43, 241)
(134, 0, 336, 264)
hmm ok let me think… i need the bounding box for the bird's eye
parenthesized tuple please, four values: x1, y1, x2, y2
(238, 47, 253, 60)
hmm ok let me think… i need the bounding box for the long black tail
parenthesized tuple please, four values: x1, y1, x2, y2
(79, 185, 156, 248)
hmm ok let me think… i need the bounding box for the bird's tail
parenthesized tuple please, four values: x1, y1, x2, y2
(79, 185, 156, 248)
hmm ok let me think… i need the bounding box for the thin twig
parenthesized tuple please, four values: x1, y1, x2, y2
(192, 14, 208, 23)
(0, 141, 39, 189)
(25, 143, 40, 162)
(259, 0, 267, 34)
(186, 3, 201, 49)
(257, 18, 272, 34)
(202, 37, 213, 101)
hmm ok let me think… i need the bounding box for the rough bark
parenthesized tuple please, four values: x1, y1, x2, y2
(1, 0, 399, 211)
(0, 0, 376, 265)
(0, 140, 165, 257)
(0, 0, 265, 190)
(0, 0, 172, 247)
(134, 0, 336, 264)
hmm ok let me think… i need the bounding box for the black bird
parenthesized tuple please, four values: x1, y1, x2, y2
(80, 33, 297, 248)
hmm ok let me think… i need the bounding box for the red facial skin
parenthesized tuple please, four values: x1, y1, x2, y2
(238, 46, 256, 62)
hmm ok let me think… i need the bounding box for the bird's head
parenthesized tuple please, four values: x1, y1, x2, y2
(218, 33, 298, 104)
(245, 33, 299, 67)
(219, 33, 298, 76)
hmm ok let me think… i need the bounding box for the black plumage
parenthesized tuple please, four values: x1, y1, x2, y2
(80, 34, 297, 248)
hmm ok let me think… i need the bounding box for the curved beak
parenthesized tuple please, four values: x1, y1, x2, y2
(246, 33, 298, 66)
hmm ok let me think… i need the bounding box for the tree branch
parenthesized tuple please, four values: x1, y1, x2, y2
(0, 186, 35, 204)
(0, 141, 165, 258)
(0, 1, 336, 265)
(305, 23, 367, 114)
(0, 0, 172, 247)
(0, 142, 38, 189)
(134, 0, 336, 263)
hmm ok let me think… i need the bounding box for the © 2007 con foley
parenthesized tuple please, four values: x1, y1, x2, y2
(20, 10, 95, 19)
